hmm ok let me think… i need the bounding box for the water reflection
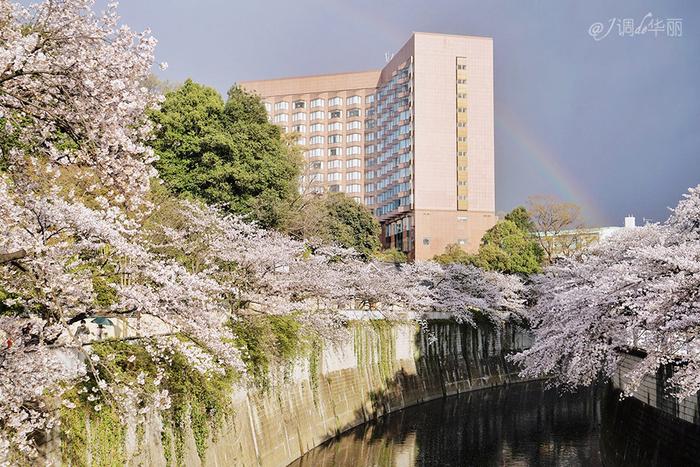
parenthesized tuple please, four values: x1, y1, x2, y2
(290, 381, 602, 467)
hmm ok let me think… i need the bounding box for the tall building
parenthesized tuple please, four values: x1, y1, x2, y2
(241, 32, 496, 260)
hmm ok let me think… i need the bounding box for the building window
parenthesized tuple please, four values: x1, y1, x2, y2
(309, 135, 324, 145)
(346, 184, 361, 193)
(328, 122, 342, 131)
(328, 147, 342, 156)
(310, 111, 324, 120)
(457, 64, 467, 70)
(310, 173, 324, 182)
(273, 114, 288, 123)
(457, 93, 467, 99)
(329, 110, 342, 119)
(346, 158, 361, 168)
(328, 134, 342, 144)
(329, 184, 341, 193)
(327, 172, 342, 181)
(307, 148, 323, 158)
(347, 121, 361, 130)
(346, 95, 361, 105)
(365, 183, 375, 192)
(310, 123, 324, 132)
(365, 94, 375, 104)
(274, 102, 289, 111)
(346, 133, 361, 142)
(352, 197, 361, 203)
(365, 145, 375, 154)
(292, 112, 306, 121)
(328, 97, 342, 107)
(328, 160, 342, 169)
(457, 79, 467, 84)
(310, 98, 324, 108)
(347, 108, 361, 118)
(292, 124, 306, 133)
(310, 161, 324, 170)
(423, 238, 430, 246)
(264, 102, 272, 112)
(293, 100, 306, 109)
(296, 137, 306, 145)
(346, 146, 361, 155)
(365, 132, 375, 142)
(346, 171, 361, 181)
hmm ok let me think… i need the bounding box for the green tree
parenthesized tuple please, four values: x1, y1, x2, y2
(374, 248, 408, 264)
(150, 80, 300, 228)
(433, 244, 471, 265)
(504, 206, 534, 231)
(470, 220, 543, 274)
(283, 193, 381, 259)
(320, 193, 381, 259)
(433, 207, 544, 274)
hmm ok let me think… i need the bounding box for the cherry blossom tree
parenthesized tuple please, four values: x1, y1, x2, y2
(513, 185, 700, 399)
(0, 0, 162, 199)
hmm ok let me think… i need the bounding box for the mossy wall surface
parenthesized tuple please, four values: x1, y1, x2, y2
(46, 319, 533, 466)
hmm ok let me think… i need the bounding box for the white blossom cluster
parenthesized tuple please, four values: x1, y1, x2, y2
(513, 185, 700, 399)
(0, 0, 160, 200)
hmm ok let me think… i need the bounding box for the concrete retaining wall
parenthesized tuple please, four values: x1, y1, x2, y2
(612, 352, 700, 425)
(113, 319, 532, 466)
(601, 352, 700, 466)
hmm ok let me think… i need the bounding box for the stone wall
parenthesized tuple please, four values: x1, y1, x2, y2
(92, 319, 532, 467)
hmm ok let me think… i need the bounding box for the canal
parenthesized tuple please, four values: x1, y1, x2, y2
(291, 381, 603, 466)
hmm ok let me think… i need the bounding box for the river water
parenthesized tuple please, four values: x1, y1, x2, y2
(290, 381, 603, 467)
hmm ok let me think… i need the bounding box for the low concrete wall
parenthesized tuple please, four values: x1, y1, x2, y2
(601, 352, 700, 466)
(115, 319, 531, 466)
(612, 352, 700, 424)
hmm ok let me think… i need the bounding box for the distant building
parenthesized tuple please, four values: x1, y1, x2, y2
(240, 32, 496, 260)
(535, 216, 636, 258)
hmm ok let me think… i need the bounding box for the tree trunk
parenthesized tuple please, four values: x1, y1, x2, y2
(0, 249, 27, 264)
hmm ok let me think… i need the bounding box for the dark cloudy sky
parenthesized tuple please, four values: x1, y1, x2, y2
(114, 0, 699, 226)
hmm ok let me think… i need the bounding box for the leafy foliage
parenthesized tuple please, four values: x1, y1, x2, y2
(228, 315, 307, 389)
(504, 206, 534, 231)
(433, 244, 472, 265)
(151, 80, 300, 228)
(470, 220, 544, 274)
(322, 194, 381, 259)
(374, 248, 408, 264)
(434, 207, 544, 275)
(283, 193, 381, 259)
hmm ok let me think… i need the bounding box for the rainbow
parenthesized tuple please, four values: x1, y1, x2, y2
(496, 105, 609, 226)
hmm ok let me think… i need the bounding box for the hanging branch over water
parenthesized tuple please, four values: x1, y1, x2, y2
(513, 185, 700, 400)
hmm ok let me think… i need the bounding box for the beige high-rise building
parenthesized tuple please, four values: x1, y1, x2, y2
(241, 32, 496, 260)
